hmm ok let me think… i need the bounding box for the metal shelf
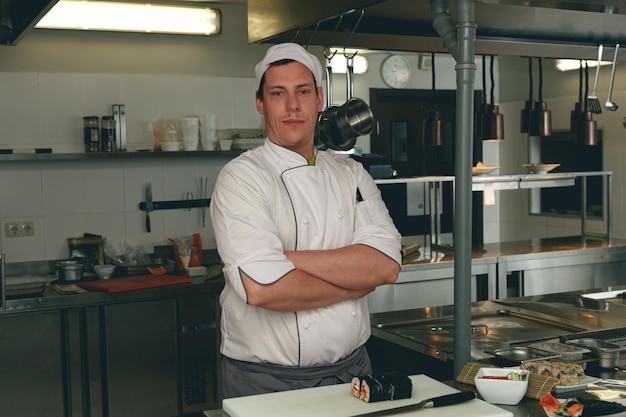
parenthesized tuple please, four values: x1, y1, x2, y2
(375, 171, 614, 244)
(0, 149, 244, 162)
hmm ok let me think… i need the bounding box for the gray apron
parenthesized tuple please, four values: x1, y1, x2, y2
(221, 345, 372, 399)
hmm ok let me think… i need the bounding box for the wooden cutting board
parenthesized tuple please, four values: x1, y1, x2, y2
(77, 274, 192, 293)
(222, 374, 513, 417)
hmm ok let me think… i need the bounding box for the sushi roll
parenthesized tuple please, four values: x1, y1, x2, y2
(356, 373, 412, 403)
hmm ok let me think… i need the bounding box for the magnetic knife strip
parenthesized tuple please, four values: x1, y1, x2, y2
(139, 198, 211, 211)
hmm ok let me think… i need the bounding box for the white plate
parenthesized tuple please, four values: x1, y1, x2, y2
(582, 290, 626, 300)
(523, 163, 560, 174)
(553, 375, 601, 393)
(473, 166, 499, 175)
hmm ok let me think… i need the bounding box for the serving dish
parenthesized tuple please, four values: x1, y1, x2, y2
(472, 166, 499, 176)
(474, 367, 529, 405)
(523, 163, 560, 174)
(552, 375, 601, 393)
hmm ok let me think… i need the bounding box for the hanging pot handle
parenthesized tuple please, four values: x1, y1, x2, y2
(325, 62, 333, 107)
(346, 56, 354, 99)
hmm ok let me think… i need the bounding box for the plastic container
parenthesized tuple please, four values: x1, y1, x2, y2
(83, 116, 100, 152)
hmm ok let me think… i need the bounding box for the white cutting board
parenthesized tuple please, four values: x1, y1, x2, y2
(222, 374, 513, 417)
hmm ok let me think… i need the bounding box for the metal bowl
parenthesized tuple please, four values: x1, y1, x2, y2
(56, 260, 84, 281)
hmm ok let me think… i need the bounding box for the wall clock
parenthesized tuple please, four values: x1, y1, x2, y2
(381, 55, 411, 88)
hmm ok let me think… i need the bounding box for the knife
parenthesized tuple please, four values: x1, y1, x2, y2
(145, 183, 153, 233)
(349, 391, 476, 417)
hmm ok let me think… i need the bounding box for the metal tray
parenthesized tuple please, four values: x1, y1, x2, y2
(565, 338, 625, 368)
(487, 346, 562, 364)
(528, 342, 590, 361)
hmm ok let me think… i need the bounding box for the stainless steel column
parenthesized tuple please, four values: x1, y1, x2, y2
(431, 0, 477, 376)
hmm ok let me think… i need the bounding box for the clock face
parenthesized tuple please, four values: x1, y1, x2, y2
(381, 55, 411, 88)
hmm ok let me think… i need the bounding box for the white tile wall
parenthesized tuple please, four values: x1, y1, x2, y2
(0, 69, 251, 262)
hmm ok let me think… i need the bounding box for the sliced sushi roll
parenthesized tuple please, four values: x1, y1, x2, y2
(360, 375, 385, 402)
(382, 373, 412, 400)
(351, 376, 361, 398)
(357, 373, 412, 403)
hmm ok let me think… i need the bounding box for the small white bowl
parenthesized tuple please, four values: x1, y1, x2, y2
(161, 141, 182, 152)
(219, 139, 233, 151)
(474, 367, 529, 405)
(93, 264, 116, 280)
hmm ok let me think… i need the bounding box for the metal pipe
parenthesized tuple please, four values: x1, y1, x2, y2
(430, 0, 477, 376)
(453, 0, 477, 377)
(430, 0, 460, 62)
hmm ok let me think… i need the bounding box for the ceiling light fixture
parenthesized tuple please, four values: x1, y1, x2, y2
(330, 54, 368, 74)
(36, 0, 221, 36)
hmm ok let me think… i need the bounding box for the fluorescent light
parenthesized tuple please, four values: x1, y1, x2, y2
(330, 55, 369, 74)
(36, 1, 221, 35)
(555, 59, 611, 71)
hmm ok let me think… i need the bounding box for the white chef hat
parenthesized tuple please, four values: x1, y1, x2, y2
(255, 43, 323, 90)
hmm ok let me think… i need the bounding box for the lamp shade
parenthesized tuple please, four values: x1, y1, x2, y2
(483, 104, 504, 142)
(581, 111, 599, 146)
(531, 101, 552, 136)
(427, 110, 444, 147)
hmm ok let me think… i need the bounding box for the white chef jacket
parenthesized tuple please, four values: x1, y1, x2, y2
(210, 139, 401, 367)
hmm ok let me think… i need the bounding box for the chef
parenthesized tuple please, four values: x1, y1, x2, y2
(210, 42, 402, 398)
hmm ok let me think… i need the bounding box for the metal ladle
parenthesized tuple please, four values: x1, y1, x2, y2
(605, 43, 620, 111)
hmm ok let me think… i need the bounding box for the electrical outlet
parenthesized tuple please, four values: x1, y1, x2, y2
(5, 221, 34, 237)
(21, 221, 34, 236)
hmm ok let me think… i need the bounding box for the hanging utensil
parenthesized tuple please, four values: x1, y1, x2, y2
(588, 43, 603, 114)
(583, 61, 599, 146)
(144, 183, 153, 233)
(605, 43, 620, 111)
(200, 177, 209, 227)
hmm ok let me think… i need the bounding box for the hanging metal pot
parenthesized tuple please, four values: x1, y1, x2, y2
(319, 55, 374, 151)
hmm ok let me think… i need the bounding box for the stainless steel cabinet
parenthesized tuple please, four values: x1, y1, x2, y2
(0, 310, 66, 416)
(104, 299, 179, 417)
(0, 293, 219, 417)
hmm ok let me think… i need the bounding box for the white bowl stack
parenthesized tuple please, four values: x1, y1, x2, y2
(200, 114, 217, 151)
(180, 116, 199, 151)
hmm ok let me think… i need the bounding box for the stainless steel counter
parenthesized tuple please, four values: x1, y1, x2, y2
(396, 236, 626, 301)
(1, 275, 224, 313)
(369, 285, 626, 368)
